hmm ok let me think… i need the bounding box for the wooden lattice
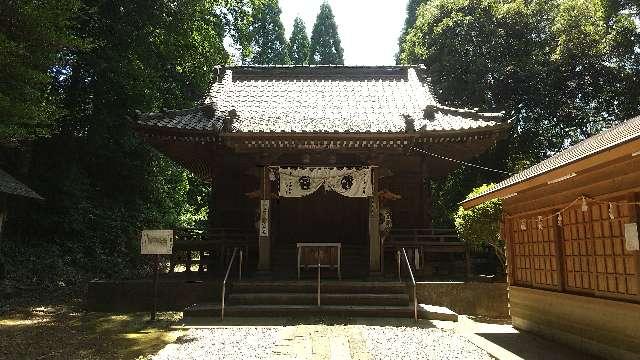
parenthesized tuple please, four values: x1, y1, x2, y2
(510, 214, 560, 290)
(508, 199, 639, 302)
(562, 206, 596, 293)
(589, 201, 638, 300)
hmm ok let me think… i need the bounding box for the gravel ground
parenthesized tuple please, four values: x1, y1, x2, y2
(149, 324, 493, 360)
(151, 327, 283, 360)
(363, 326, 492, 360)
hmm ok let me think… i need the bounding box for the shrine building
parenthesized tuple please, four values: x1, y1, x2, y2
(134, 65, 509, 278)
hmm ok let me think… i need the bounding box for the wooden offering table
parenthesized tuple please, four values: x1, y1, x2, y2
(297, 243, 341, 280)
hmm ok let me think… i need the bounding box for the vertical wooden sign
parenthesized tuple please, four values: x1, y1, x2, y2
(258, 167, 271, 271)
(260, 200, 270, 237)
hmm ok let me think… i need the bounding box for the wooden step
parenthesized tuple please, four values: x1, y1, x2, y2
(184, 303, 414, 318)
(228, 292, 409, 306)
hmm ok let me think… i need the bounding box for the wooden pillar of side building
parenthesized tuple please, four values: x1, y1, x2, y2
(369, 167, 381, 274)
(257, 166, 271, 271)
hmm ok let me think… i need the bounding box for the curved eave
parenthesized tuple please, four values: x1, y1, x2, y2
(133, 123, 220, 142)
(222, 121, 510, 139)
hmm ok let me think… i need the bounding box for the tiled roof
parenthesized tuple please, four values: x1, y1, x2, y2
(137, 105, 222, 132)
(206, 66, 504, 133)
(464, 115, 640, 205)
(0, 169, 43, 200)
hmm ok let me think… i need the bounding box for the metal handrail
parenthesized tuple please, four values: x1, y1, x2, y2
(221, 247, 243, 320)
(317, 249, 321, 306)
(398, 248, 418, 321)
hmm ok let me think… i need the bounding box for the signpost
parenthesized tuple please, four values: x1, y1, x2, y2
(141, 230, 173, 321)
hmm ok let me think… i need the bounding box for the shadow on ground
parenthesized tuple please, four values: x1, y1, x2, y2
(475, 331, 603, 360)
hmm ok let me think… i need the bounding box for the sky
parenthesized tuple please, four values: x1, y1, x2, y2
(279, 0, 410, 65)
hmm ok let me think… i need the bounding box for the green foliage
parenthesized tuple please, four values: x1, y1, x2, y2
(0, 0, 81, 142)
(396, 0, 428, 63)
(1, 0, 227, 287)
(454, 184, 505, 270)
(289, 17, 310, 65)
(309, 3, 344, 65)
(248, 0, 289, 65)
(399, 0, 640, 224)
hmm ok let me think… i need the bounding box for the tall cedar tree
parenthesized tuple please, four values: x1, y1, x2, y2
(249, 0, 289, 65)
(309, 3, 344, 65)
(396, 0, 426, 63)
(289, 17, 310, 65)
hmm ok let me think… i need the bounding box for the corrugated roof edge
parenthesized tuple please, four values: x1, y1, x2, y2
(132, 104, 223, 131)
(461, 115, 640, 209)
(0, 169, 44, 200)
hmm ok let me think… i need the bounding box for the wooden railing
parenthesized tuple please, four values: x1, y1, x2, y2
(170, 228, 255, 273)
(385, 227, 470, 278)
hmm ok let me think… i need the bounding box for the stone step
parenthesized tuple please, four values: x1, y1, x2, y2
(184, 303, 414, 318)
(228, 292, 410, 306)
(418, 304, 459, 322)
(231, 281, 408, 294)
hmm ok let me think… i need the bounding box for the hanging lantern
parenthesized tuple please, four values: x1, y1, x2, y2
(557, 213, 563, 226)
(520, 219, 527, 231)
(537, 216, 543, 230)
(581, 196, 589, 212)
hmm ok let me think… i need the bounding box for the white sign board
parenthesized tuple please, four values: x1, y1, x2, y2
(259, 200, 269, 237)
(624, 223, 639, 251)
(141, 230, 174, 254)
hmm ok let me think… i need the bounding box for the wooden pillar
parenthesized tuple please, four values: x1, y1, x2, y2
(257, 166, 271, 271)
(421, 159, 432, 227)
(369, 168, 381, 274)
(628, 192, 640, 303)
(553, 209, 566, 292)
(503, 214, 515, 287)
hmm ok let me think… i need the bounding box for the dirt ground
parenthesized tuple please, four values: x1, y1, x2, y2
(0, 300, 183, 360)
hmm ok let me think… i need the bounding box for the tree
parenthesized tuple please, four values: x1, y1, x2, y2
(309, 2, 344, 65)
(1, 0, 236, 287)
(249, 0, 289, 65)
(289, 17, 310, 65)
(396, 0, 427, 63)
(0, 0, 81, 142)
(454, 184, 505, 273)
(399, 0, 640, 225)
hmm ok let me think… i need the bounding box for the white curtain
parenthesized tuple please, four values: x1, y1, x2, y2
(278, 167, 372, 198)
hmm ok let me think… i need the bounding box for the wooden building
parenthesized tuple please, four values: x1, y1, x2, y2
(136, 65, 508, 278)
(462, 115, 640, 359)
(0, 168, 43, 234)
(0, 169, 43, 279)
